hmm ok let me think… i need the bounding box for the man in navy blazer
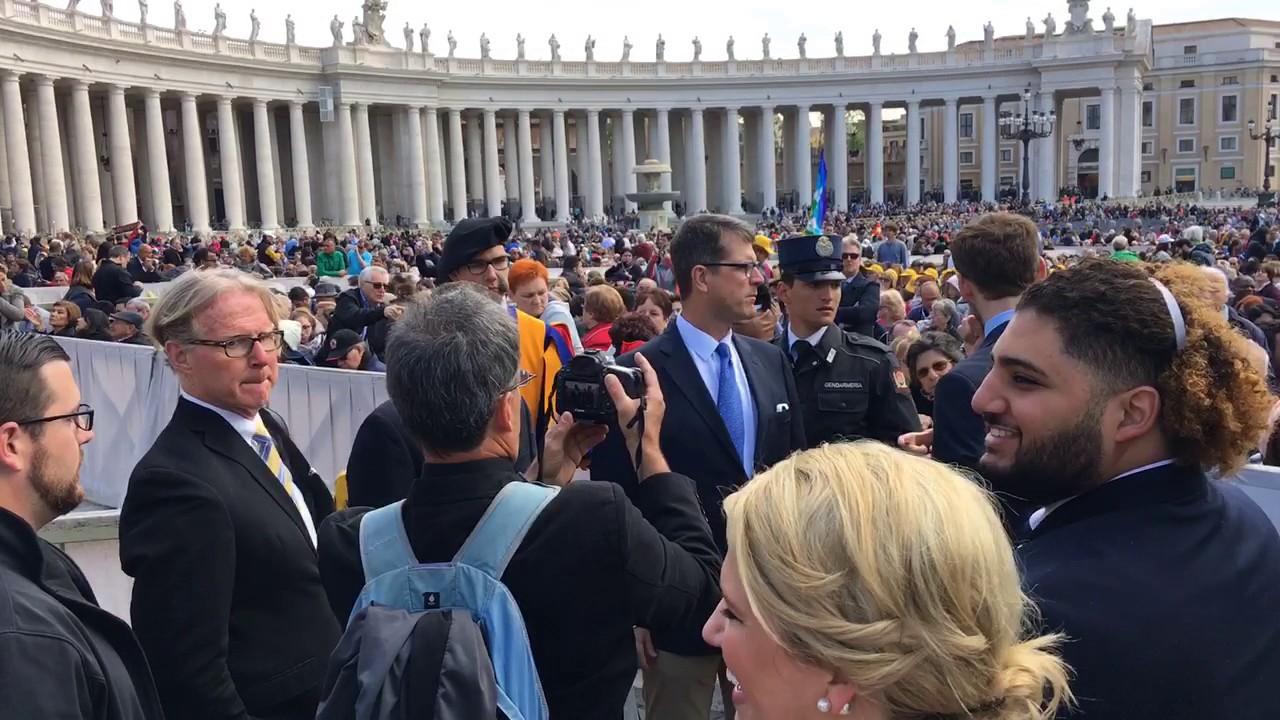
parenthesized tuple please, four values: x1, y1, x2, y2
(592, 214, 805, 720)
(973, 258, 1280, 720)
(835, 236, 879, 338)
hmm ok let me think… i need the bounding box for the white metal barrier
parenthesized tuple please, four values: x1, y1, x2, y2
(20, 276, 313, 306)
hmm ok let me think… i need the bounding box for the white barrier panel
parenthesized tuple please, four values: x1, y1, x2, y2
(54, 336, 387, 508)
(21, 276, 312, 306)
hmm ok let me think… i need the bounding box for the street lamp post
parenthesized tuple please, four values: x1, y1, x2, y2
(1247, 118, 1278, 207)
(999, 86, 1056, 207)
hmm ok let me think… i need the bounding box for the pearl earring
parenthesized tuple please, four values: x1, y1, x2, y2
(817, 698, 832, 713)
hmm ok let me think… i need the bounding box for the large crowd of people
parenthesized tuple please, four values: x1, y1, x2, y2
(1, 196, 1280, 720)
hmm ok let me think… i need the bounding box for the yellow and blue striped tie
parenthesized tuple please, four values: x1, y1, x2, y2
(252, 417, 317, 546)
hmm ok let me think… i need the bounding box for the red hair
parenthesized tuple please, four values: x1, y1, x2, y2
(508, 259, 549, 293)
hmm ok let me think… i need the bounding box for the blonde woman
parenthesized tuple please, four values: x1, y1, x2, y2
(703, 442, 1070, 720)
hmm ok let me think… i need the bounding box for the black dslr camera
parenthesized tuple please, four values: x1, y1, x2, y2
(553, 351, 645, 424)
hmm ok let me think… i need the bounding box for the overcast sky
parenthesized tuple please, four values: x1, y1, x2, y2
(96, 0, 1271, 60)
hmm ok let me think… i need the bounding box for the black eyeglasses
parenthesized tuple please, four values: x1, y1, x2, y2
(467, 256, 511, 275)
(190, 331, 285, 359)
(15, 403, 95, 432)
(702, 262, 762, 278)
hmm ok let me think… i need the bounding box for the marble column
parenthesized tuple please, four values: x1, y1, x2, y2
(829, 105, 848, 211)
(552, 109, 570, 221)
(288, 100, 313, 229)
(502, 114, 519, 202)
(621, 109, 637, 212)
(465, 113, 483, 204)
(35, 77, 70, 233)
(943, 98, 959, 203)
(335, 101, 360, 226)
(1117, 83, 1142, 198)
(573, 114, 588, 202)
(655, 108, 672, 212)
(107, 85, 139, 224)
(586, 108, 604, 219)
(722, 107, 743, 214)
(143, 89, 173, 232)
(423, 107, 445, 224)
(518, 109, 537, 223)
(353, 103, 377, 225)
(1098, 86, 1116, 199)
(70, 81, 104, 233)
(1036, 92, 1058, 202)
(758, 106, 776, 211)
(981, 95, 998, 202)
(483, 108, 502, 217)
(687, 108, 707, 213)
(25, 88, 47, 232)
(404, 106, 428, 225)
(539, 114, 554, 207)
(867, 102, 884, 204)
(610, 114, 626, 213)
(216, 97, 245, 231)
(793, 105, 811, 205)
(447, 109, 467, 221)
(250, 100, 278, 231)
(906, 100, 921, 204)
(179, 93, 209, 233)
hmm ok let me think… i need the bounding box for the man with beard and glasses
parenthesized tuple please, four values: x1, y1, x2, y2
(0, 333, 164, 720)
(972, 258, 1280, 720)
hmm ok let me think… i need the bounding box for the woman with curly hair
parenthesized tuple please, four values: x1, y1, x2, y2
(972, 257, 1280, 720)
(703, 442, 1071, 720)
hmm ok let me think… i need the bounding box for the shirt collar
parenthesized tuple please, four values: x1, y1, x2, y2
(787, 324, 828, 353)
(984, 309, 1015, 338)
(1028, 458, 1178, 531)
(676, 314, 732, 361)
(181, 391, 258, 439)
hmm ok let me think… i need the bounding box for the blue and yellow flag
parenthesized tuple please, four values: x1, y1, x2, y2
(808, 147, 828, 234)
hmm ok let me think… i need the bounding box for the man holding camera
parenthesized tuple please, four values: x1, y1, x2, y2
(318, 284, 721, 720)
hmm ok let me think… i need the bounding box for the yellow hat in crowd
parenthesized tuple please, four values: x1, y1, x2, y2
(881, 269, 899, 285)
(868, 263, 884, 274)
(923, 267, 939, 280)
(753, 234, 774, 256)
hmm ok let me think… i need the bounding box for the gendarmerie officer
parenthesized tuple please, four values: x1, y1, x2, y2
(774, 233, 921, 448)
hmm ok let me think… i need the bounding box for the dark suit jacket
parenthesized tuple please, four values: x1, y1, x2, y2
(319, 459, 721, 720)
(836, 274, 880, 337)
(326, 288, 390, 360)
(120, 399, 342, 720)
(1018, 464, 1280, 720)
(345, 399, 537, 509)
(92, 262, 142, 306)
(932, 322, 1004, 472)
(592, 320, 806, 655)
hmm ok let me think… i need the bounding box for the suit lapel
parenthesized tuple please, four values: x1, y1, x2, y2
(655, 325, 741, 466)
(733, 335, 773, 468)
(176, 400, 314, 548)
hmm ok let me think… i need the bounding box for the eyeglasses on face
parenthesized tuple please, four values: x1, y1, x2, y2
(503, 369, 537, 394)
(365, 281, 388, 291)
(916, 360, 953, 379)
(702, 262, 763, 279)
(843, 253, 861, 260)
(15, 403, 95, 432)
(467, 256, 511, 275)
(189, 330, 285, 359)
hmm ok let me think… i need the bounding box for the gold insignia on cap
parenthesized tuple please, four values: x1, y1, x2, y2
(815, 236, 835, 258)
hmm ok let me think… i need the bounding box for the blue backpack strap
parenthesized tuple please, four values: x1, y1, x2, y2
(455, 482, 558, 578)
(358, 501, 417, 583)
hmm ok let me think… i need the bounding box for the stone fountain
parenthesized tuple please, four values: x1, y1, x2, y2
(626, 159, 681, 231)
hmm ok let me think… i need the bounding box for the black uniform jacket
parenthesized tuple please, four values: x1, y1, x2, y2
(319, 459, 721, 720)
(775, 323, 920, 448)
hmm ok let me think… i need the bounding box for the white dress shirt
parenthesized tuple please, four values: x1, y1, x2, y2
(675, 315, 757, 477)
(180, 392, 317, 546)
(786, 324, 828, 360)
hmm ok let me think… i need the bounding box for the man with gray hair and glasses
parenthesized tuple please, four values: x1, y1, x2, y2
(326, 265, 404, 362)
(319, 283, 722, 719)
(120, 269, 340, 720)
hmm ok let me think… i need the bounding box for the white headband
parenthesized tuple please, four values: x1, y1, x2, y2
(1149, 278, 1187, 352)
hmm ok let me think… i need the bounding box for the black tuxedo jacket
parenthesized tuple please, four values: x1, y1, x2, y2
(592, 320, 805, 655)
(1018, 464, 1280, 720)
(120, 399, 341, 720)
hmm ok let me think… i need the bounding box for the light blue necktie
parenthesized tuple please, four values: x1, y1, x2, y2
(715, 343, 748, 475)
